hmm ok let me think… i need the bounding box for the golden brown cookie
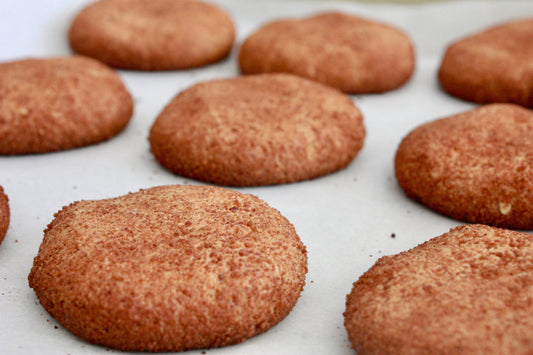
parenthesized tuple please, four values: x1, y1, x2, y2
(0, 186, 9, 244)
(68, 0, 235, 70)
(395, 103, 533, 229)
(149, 73, 365, 186)
(345, 224, 533, 355)
(438, 18, 533, 108)
(238, 12, 415, 94)
(28, 185, 307, 351)
(0, 56, 133, 155)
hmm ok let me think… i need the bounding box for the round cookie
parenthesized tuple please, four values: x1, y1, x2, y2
(395, 103, 533, 229)
(344, 224, 533, 354)
(238, 12, 415, 94)
(149, 73, 365, 186)
(68, 0, 235, 70)
(28, 185, 307, 352)
(0, 186, 9, 244)
(0, 56, 133, 155)
(438, 18, 533, 108)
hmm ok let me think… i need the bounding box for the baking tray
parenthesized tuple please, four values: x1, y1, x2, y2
(1, 0, 532, 354)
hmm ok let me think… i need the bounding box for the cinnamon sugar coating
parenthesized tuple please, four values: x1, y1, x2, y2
(439, 18, 533, 108)
(239, 12, 415, 94)
(29, 185, 307, 351)
(0, 186, 9, 244)
(0, 56, 133, 155)
(345, 224, 533, 354)
(149, 73, 365, 186)
(69, 0, 235, 70)
(395, 103, 533, 229)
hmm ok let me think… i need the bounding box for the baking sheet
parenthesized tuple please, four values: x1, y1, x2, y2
(1, 0, 532, 354)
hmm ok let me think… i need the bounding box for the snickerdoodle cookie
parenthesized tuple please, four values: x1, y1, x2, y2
(149, 73, 365, 186)
(0, 56, 133, 155)
(0, 186, 9, 244)
(395, 103, 533, 229)
(29, 184, 307, 351)
(345, 224, 533, 354)
(69, 0, 235, 70)
(438, 18, 533, 108)
(239, 12, 415, 94)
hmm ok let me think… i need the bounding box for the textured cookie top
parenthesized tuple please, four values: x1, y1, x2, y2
(0, 186, 9, 244)
(149, 73, 365, 186)
(439, 18, 533, 107)
(345, 224, 533, 355)
(395, 103, 533, 229)
(29, 185, 307, 351)
(238, 12, 415, 94)
(0, 56, 133, 155)
(69, 0, 235, 70)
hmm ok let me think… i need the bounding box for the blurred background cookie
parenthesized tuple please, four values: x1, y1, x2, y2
(149, 73, 365, 186)
(395, 103, 533, 229)
(0, 186, 9, 244)
(69, 0, 235, 70)
(439, 18, 533, 108)
(345, 224, 533, 354)
(29, 184, 307, 351)
(0, 56, 133, 155)
(239, 12, 415, 94)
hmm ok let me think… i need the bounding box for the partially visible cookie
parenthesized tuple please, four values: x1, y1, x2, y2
(69, 0, 235, 70)
(344, 224, 533, 354)
(0, 186, 9, 244)
(238, 12, 415, 94)
(0, 56, 133, 155)
(395, 103, 533, 229)
(438, 18, 533, 108)
(29, 184, 307, 351)
(149, 73, 365, 186)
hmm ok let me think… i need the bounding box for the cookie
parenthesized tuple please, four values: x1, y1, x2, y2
(0, 56, 133, 155)
(68, 0, 235, 70)
(28, 184, 307, 351)
(149, 73, 365, 186)
(438, 18, 533, 108)
(395, 103, 533, 229)
(0, 186, 9, 244)
(344, 224, 533, 354)
(238, 12, 415, 94)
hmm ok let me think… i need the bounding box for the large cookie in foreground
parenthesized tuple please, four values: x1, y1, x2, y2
(0, 56, 133, 155)
(438, 18, 533, 108)
(69, 0, 235, 70)
(345, 224, 533, 355)
(28, 185, 307, 352)
(395, 103, 533, 229)
(239, 12, 415, 94)
(0, 186, 9, 244)
(149, 73, 365, 186)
